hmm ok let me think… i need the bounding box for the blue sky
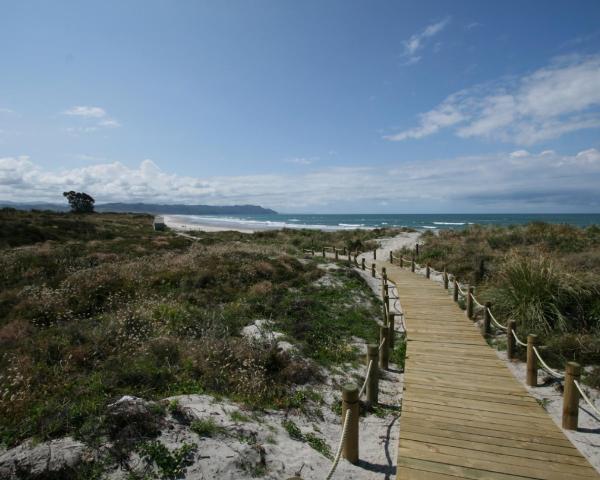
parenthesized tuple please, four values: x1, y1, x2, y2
(1, 0, 600, 212)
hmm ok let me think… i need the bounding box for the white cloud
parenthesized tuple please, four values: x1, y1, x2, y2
(401, 17, 450, 65)
(284, 157, 318, 165)
(63, 106, 107, 118)
(386, 55, 600, 145)
(1, 149, 599, 211)
(62, 105, 121, 131)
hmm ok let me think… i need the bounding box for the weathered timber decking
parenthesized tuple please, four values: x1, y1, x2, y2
(378, 261, 600, 480)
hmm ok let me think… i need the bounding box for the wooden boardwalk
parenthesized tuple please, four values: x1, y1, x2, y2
(379, 262, 600, 480)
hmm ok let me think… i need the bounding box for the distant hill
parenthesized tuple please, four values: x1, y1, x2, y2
(0, 201, 277, 215)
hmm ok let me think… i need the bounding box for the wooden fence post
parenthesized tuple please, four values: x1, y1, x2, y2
(443, 268, 448, 289)
(426, 263, 431, 279)
(389, 251, 393, 263)
(526, 334, 538, 387)
(466, 285, 474, 319)
(322, 247, 326, 258)
(482, 302, 491, 337)
(335, 249, 339, 260)
(415, 244, 419, 257)
(411, 257, 415, 273)
(562, 362, 581, 430)
(341, 384, 359, 464)
(453, 279, 458, 302)
(388, 312, 395, 349)
(366, 345, 379, 406)
(373, 249, 377, 260)
(371, 263, 376, 278)
(361, 258, 366, 270)
(347, 252, 351, 264)
(400, 257, 404, 268)
(379, 325, 389, 370)
(507, 320, 517, 360)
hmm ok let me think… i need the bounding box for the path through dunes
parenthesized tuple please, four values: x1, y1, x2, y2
(377, 261, 600, 480)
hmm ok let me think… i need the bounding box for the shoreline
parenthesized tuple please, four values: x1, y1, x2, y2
(163, 214, 257, 233)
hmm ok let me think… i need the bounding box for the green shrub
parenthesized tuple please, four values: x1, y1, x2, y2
(190, 418, 226, 437)
(137, 440, 196, 479)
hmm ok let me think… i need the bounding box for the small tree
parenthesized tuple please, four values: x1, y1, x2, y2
(63, 191, 95, 213)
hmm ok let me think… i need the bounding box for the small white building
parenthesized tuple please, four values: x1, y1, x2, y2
(153, 215, 166, 231)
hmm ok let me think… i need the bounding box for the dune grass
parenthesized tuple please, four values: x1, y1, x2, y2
(0, 209, 386, 452)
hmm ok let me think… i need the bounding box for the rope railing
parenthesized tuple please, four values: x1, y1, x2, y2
(470, 293, 486, 310)
(301, 247, 403, 474)
(574, 380, 600, 419)
(488, 308, 508, 330)
(511, 329, 527, 347)
(532, 346, 565, 379)
(324, 409, 352, 480)
(358, 360, 374, 398)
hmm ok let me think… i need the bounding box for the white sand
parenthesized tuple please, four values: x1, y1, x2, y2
(163, 215, 256, 233)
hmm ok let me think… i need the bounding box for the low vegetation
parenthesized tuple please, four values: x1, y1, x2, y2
(398, 223, 600, 383)
(0, 209, 390, 465)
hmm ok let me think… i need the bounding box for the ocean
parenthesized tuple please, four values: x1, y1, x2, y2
(170, 213, 600, 232)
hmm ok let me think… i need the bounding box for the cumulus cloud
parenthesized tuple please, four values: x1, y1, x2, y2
(385, 55, 600, 145)
(401, 17, 450, 65)
(1, 149, 599, 211)
(62, 105, 121, 132)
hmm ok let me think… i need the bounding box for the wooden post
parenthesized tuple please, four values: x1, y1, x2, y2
(388, 312, 395, 349)
(400, 257, 404, 268)
(466, 285, 474, 319)
(373, 249, 377, 260)
(381, 267, 387, 282)
(347, 252, 351, 264)
(389, 251, 393, 263)
(361, 258, 366, 270)
(411, 257, 415, 273)
(443, 267, 448, 289)
(415, 243, 419, 257)
(371, 263, 376, 278)
(426, 263, 431, 279)
(341, 384, 359, 464)
(335, 249, 339, 260)
(482, 302, 491, 337)
(562, 362, 581, 430)
(453, 278, 458, 302)
(322, 247, 326, 258)
(507, 320, 517, 360)
(526, 334, 538, 387)
(366, 345, 379, 406)
(379, 325, 389, 370)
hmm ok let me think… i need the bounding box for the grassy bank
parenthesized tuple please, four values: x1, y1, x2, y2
(396, 223, 600, 384)
(0, 209, 396, 454)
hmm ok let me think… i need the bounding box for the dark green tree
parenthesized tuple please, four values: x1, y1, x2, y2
(63, 191, 95, 213)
